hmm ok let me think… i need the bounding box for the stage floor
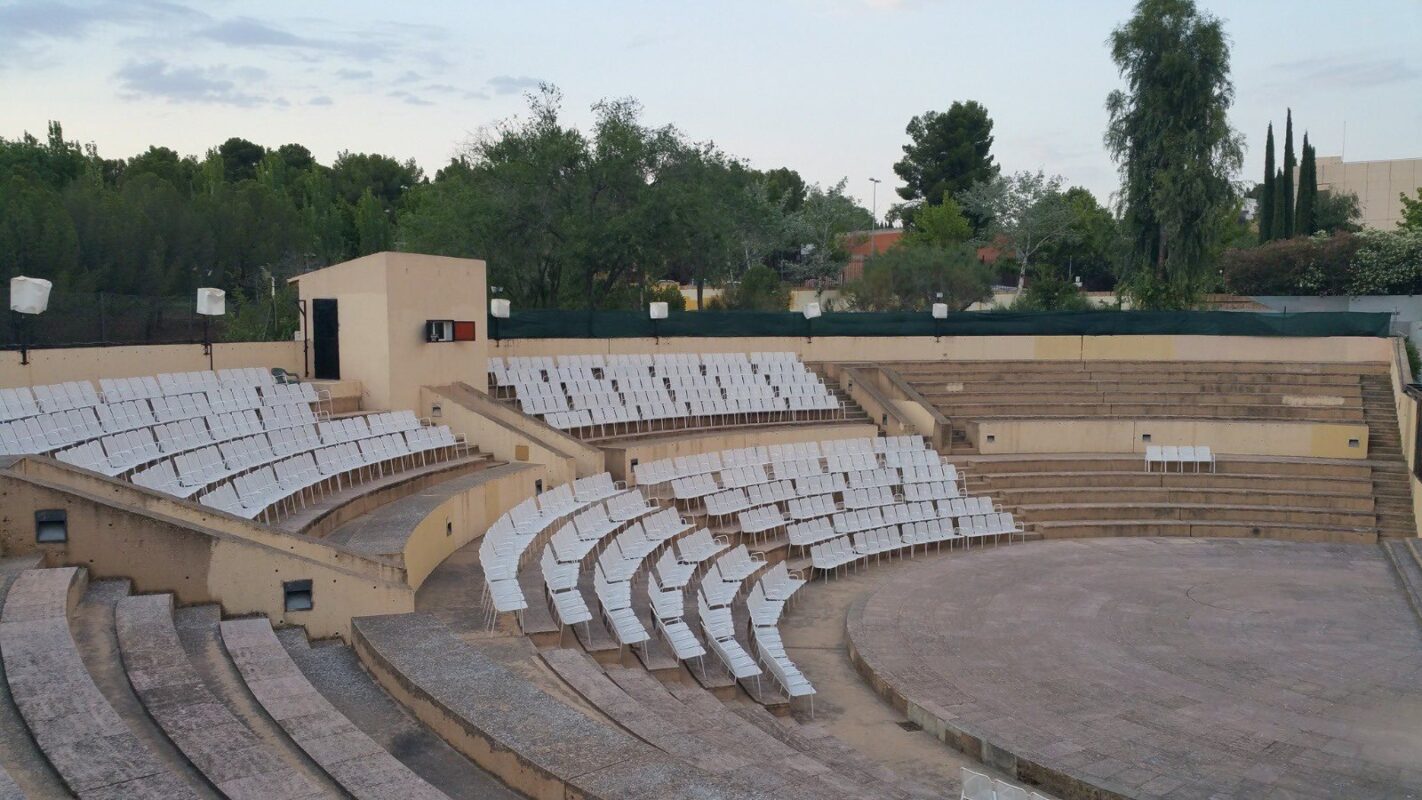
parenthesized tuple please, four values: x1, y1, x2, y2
(846, 537, 1422, 799)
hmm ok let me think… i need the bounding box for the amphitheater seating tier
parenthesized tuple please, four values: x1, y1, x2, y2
(0, 568, 202, 799)
(219, 617, 450, 800)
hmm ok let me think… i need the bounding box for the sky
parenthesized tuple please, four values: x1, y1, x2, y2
(1, 0, 1418, 217)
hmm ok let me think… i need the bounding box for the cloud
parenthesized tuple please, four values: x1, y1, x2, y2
(1271, 56, 1419, 89)
(486, 74, 544, 95)
(395, 70, 424, 84)
(0, 0, 205, 67)
(335, 68, 372, 81)
(308, 95, 334, 106)
(388, 90, 434, 107)
(114, 59, 268, 107)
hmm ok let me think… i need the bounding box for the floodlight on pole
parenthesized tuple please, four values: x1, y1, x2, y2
(10, 276, 51, 366)
(196, 287, 225, 371)
(932, 302, 948, 342)
(802, 301, 821, 343)
(649, 301, 668, 343)
(490, 298, 510, 344)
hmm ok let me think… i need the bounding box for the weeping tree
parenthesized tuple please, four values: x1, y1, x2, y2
(1105, 0, 1243, 308)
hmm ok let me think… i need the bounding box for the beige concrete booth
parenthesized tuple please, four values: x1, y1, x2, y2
(291, 252, 490, 413)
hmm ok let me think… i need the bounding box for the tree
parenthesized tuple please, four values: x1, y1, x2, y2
(781, 179, 873, 289)
(892, 101, 997, 227)
(1281, 109, 1295, 237)
(1399, 188, 1422, 232)
(1220, 232, 1357, 296)
(721, 264, 789, 311)
(959, 170, 1079, 290)
(1315, 190, 1362, 234)
(1295, 135, 1318, 236)
(901, 196, 972, 248)
(1105, 0, 1243, 308)
(217, 137, 266, 184)
(1259, 123, 1275, 243)
(1033, 187, 1123, 291)
(843, 244, 991, 311)
(353, 188, 392, 254)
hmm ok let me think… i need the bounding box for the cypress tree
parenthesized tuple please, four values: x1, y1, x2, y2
(1259, 123, 1275, 242)
(1281, 109, 1296, 237)
(1296, 136, 1317, 236)
(1272, 168, 1286, 239)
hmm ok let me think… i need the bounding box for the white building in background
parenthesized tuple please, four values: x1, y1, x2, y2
(1311, 155, 1421, 230)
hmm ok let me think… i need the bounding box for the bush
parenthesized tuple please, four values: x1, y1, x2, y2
(1219, 233, 1357, 295)
(1347, 229, 1422, 295)
(1011, 264, 1093, 311)
(1407, 339, 1421, 380)
(843, 244, 992, 311)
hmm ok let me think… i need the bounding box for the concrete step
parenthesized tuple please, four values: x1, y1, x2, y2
(172, 605, 344, 796)
(276, 628, 516, 800)
(0, 556, 69, 799)
(1382, 542, 1422, 624)
(994, 485, 1373, 512)
(1016, 502, 1374, 527)
(72, 580, 218, 797)
(1031, 519, 1376, 544)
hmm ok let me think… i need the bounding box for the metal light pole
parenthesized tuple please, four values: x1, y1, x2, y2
(868, 178, 882, 256)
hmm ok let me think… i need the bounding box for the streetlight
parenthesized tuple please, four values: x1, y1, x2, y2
(10, 276, 51, 367)
(196, 287, 226, 371)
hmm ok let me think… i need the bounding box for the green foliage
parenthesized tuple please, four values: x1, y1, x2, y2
(1399, 188, 1422, 233)
(1407, 339, 1421, 380)
(1259, 123, 1275, 243)
(1219, 233, 1358, 295)
(843, 244, 991, 311)
(1032, 187, 1124, 291)
(1011, 264, 1093, 311)
(721, 265, 790, 311)
(892, 100, 997, 228)
(1314, 190, 1362, 235)
(1346, 229, 1422, 295)
(959, 170, 1080, 289)
(646, 283, 687, 312)
(902, 196, 973, 247)
(221, 280, 300, 342)
(1221, 229, 1422, 296)
(1281, 110, 1295, 237)
(1105, 0, 1243, 309)
(1295, 136, 1318, 236)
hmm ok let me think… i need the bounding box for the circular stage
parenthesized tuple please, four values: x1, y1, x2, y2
(846, 538, 1422, 799)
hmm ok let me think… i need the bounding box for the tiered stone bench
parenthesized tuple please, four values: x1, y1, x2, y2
(0, 567, 200, 799)
(351, 612, 781, 800)
(219, 617, 448, 800)
(114, 594, 333, 799)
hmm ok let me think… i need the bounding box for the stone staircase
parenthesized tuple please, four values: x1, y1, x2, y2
(1382, 539, 1422, 626)
(1360, 375, 1417, 540)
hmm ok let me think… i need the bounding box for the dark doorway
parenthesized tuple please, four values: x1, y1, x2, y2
(312, 299, 340, 380)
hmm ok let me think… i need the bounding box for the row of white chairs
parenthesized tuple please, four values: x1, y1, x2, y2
(809, 512, 1022, 572)
(0, 382, 98, 420)
(198, 428, 460, 522)
(479, 474, 631, 621)
(1144, 445, 1216, 473)
(961, 768, 1050, 800)
(634, 435, 932, 487)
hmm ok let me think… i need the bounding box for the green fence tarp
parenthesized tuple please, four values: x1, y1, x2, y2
(490, 309, 1392, 340)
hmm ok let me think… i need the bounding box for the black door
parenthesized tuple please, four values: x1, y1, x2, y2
(312, 299, 340, 380)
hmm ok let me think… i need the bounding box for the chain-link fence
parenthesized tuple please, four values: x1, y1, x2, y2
(0, 289, 229, 349)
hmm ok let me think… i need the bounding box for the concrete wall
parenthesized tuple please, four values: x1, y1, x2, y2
(399, 463, 545, 590)
(0, 340, 302, 390)
(0, 457, 412, 640)
(497, 334, 1391, 365)
(607, 422, 878, 486)
(969, 418, 1370, 460)
(293, 252, 489, 413)
(1387, 338, 1422, 537)
(421, 384, 599, 486)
